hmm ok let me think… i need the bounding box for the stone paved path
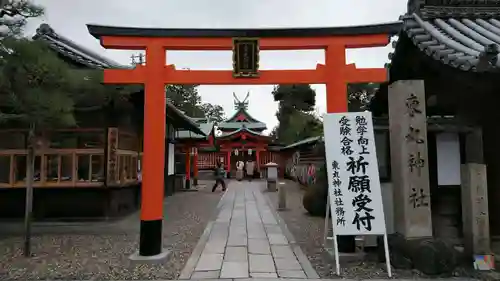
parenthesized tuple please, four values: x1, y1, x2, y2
(179, 181, 318, 279)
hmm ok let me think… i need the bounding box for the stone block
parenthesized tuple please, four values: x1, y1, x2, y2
(249, 254, 275, 272)
(224, 246, 248, 261)
(271, 245, 295, 259)
(191, 270, 220, 279)
(278, 270, 307, 278)
(248, 238, 271, 254)
(268, 233, 288, 245)
(274, 258, 303, 271)
(195, 253, 224, 271)
(203, 240, 226, 254)
(220, 261, 249, 278)
(227, 234, 247, 246)
(251, 272, 278, 278)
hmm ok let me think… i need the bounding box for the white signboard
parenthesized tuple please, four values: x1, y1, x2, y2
(323, 112, 386, 236)
(436, 132, 461, 186)
(168, 143, 175, 175)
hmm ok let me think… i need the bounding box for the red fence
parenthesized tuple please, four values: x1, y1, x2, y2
(197, 151, 279, 170)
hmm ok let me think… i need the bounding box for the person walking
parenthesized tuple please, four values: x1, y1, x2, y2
(212, 161, 226, 192)
(246, 160, 255, 181)
(236, 160, 244, 181)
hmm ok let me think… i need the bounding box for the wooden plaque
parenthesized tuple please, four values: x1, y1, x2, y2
(232, 38, 260, 78)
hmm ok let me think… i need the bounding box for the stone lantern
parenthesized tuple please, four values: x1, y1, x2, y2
(264, 162, 278, 192)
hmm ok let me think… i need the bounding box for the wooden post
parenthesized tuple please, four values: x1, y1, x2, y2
(226, 150, 231, 178)
(193, 151, 198, 186)
(256, 149, 260, 170)
(185, 147, 191, 189)
(388, 80, 432, 239)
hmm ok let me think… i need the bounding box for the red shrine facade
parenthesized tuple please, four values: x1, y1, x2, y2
(200, 93, 279, 176)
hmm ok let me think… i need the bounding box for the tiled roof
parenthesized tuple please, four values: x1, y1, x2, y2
(221, 108, 267, 130)
(392, 13, 500, 72)
(280, 136, 323, 151)
(166, 102, 206, 136)
(33, 24, 128, 69)
(176, 121, 215, 139)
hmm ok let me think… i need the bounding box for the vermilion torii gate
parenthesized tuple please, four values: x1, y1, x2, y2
(87, 23, 401, 258)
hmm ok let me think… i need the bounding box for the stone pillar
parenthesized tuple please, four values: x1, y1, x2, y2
(388, 80, 432, 239)
(461, 163, 490, 257)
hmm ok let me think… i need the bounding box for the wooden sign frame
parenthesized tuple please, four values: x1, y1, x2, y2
(232, 37, 260, 78)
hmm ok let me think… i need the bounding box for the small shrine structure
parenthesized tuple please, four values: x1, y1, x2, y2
(205, 93, 279, 176)
(174, 117, 216, 187)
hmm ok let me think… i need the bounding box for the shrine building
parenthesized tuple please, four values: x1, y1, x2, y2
(198, 93, 280, 177)
(0, 24, 205, 219)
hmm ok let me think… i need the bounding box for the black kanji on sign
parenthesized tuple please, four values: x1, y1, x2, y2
(332, 161, 340, 170)
(409, 188, 429, 208)
(352, 193, 374, 213)
(408, 152, 425, 176)
(355, 116, 367, 127)
(340, 136, 354, 155)
(332, 178, 342, 187)
(347, 175, 371, 193)
(359, 145, 370, 155)
(341, 136, 353, 146)
(357, 125, 368, 136)
(334, 197, 344, 206)
(346, 156, 369, 175)
(336, 216, 346, 226)
(352, 211, 375, 231)
(340, 126, 352, 136)
(405, 93, 422, 117)
(339, 116, 350, 126)
(339, 116, 352, 136)
(357, 136, 369, 146)
(341, 146, 354, 156)
(333, 188, 343, 197)
(335, 207, 345, 217)
(405, 126, 425, 144)
(332, 170, 340, 178)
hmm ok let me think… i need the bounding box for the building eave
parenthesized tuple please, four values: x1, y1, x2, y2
(388, 13, 500, 73)
(217, 126, 270, 140)
(33, 24, 130, 69)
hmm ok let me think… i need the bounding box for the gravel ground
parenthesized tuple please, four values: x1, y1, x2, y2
(0, 182, 223, 280)
(265, 180, 482, 280)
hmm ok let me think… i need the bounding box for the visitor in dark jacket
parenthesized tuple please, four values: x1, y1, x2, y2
(212, 161, 226, 192)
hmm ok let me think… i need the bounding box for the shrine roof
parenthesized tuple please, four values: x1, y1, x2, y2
(33, 24, 127, 69)
(389, 13, 500, 72)
(87, 22, 402, 39)
(280, 136, 323, 151)
(175, 120, 215, 140)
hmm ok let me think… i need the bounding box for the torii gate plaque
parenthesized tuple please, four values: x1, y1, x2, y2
(87, 22, 401, 259)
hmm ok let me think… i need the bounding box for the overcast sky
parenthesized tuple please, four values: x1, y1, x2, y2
(25, 0, 407, 134)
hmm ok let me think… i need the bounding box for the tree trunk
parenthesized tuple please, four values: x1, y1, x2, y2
(23, 123, 36, 257)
